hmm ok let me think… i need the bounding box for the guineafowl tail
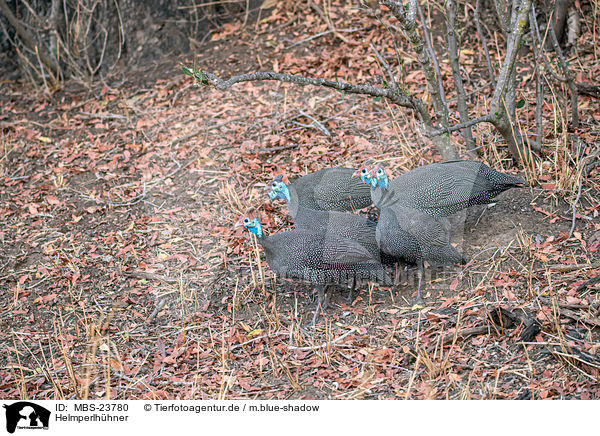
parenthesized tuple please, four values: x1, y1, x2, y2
(478, 164, 525, 189)
(467, 165, 525, 206)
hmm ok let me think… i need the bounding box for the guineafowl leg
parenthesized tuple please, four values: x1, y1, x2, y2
(415, 261, 425, 304)
(347, 278, 356, 303)
(311, 285, 328, 326)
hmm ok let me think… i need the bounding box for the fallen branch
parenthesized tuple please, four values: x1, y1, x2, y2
(124, 270, 179, 284)
(438, 325, 490, 346)
(547, 262, 600, 272)
(558, 307, 600, 329)
(576, 276, 600, 292)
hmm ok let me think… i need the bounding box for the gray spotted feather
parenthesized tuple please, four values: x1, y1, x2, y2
(272, 167, 372, 212)
(373, 160, 524, 217)
(245, 219, 391, 287)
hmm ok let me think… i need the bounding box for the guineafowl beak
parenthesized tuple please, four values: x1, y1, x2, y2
(241, 217, 263, 238)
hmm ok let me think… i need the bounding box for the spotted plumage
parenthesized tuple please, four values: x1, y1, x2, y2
(268, 167, 372, 213)
(358, 174, 467, 302)
(243, 217, 391, 323)
(371, 160, 524, 217)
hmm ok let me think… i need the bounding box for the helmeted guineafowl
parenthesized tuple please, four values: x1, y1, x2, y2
(357, 172, 466, 302)
(268, 179, 406, 298)
(243, 217, 391, 324)
(365, 161, 524, 217)
(267, 167, 372, 212)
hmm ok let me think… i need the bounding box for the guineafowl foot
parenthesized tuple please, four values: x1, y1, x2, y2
(346, 279, 357, 304)
(311, 300, 325, 326)
(311, 305, 320, 326)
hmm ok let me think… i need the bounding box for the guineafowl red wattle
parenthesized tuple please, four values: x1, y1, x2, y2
(243, 217, 392, 324)
(369, 160, 524, 217)
(267, 167, 372, 213)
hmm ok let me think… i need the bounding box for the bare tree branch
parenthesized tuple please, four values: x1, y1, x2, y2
(488, 0, 533, 162)
(192, 69, 433, 120)
(427, 115, 493, 138)
(531, 4, 579, 129)
(530, 6, 567, 83)
(490, 0, 532, 116)
(474, 0, 496, 88)
(445, 0, 475, 151)
(417, 2, 447, 110)
(380, 0, 449, 129)
(548, 12, 579, 128)
(493, 0, 510, 33)
(549, 0, 571, 48)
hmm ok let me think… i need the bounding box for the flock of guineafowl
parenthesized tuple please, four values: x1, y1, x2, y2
(242, 160, 524, 325)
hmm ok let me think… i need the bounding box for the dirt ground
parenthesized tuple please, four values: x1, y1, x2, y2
(1, 3, 599, 400)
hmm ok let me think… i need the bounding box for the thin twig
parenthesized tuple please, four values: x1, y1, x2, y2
(417, 2, 447, 109)
(568, 174, 583, 238)
(475, 0, 496, 87)
(379, 0, 448, 126)
(548, 12, 579, 128)
(369, 43, 397, 91)
(445, 0, 475, 151)
(427, 114, 493, 137)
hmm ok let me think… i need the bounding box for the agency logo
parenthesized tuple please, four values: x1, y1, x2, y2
(3, 402, 50, 434)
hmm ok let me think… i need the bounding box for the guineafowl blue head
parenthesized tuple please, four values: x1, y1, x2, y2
(243, 217, 264, 238)
(373, 167, 389, 190)
(354, 168, 377, 188)
(267, 175, 291, 203)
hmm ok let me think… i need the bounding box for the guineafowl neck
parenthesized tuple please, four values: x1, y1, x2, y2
(372, 187, 395, 209)
(287, 187, 299, 218)
(369, 187, 383, 209)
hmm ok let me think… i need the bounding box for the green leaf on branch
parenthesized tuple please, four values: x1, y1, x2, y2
(182, 64, 209, 85)
(516, 99, 525, 109)
(373, 96, 382, 102)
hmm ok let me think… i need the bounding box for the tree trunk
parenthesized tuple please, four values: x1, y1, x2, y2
(430, 133, 459, 161)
